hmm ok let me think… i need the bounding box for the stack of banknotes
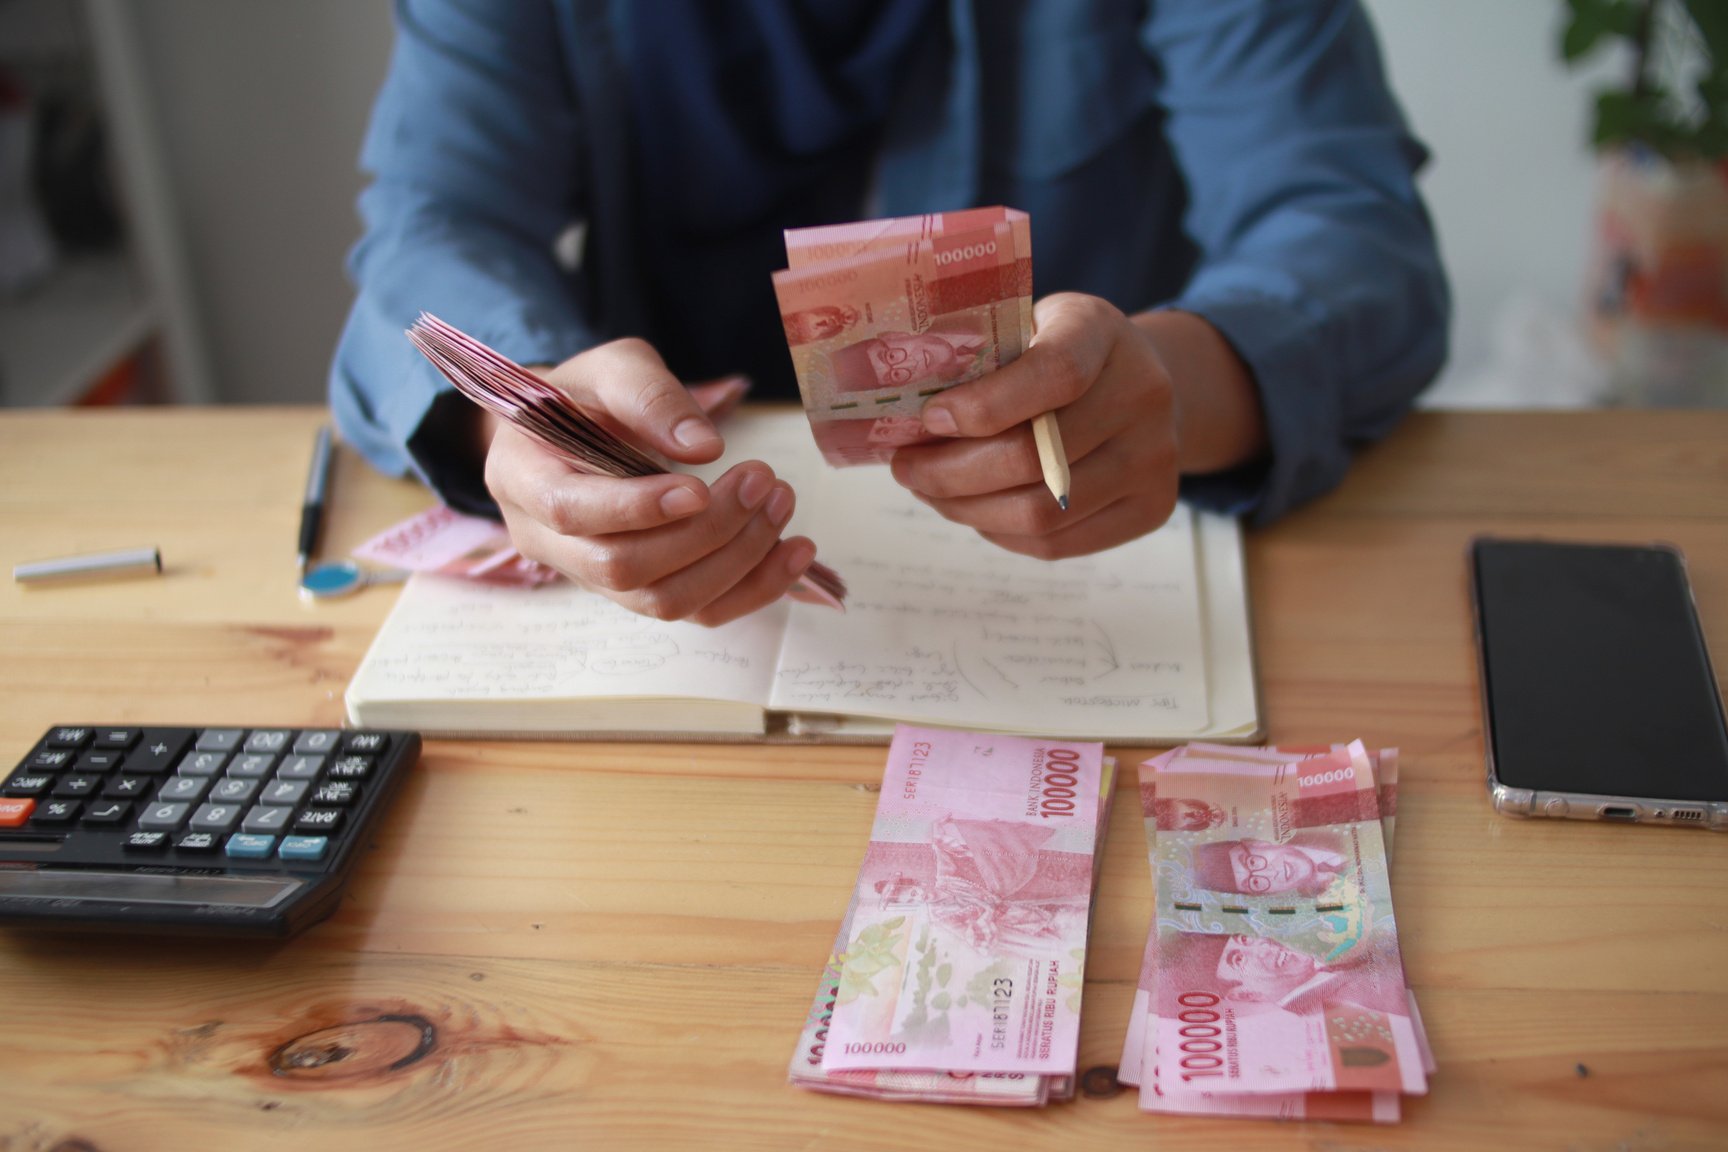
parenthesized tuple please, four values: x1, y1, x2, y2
(403, 312, 847, 609)
(1119, 742, 1436, 1123)
(347, 369, 755, 591)
(408, 312, 664, 477)
(773, 208, 1031, 467)
(790, 724, 1114, 1106)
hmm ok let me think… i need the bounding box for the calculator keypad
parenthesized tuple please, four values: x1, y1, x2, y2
(1, 725, 410, 869)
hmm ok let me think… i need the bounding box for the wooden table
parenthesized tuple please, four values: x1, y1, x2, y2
(1, 407, 1725, 1150)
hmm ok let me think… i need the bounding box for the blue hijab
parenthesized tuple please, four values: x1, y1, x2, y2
(618, 0, 938, 394)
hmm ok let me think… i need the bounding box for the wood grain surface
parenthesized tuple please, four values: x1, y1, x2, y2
(2, 407, 1726, 1151)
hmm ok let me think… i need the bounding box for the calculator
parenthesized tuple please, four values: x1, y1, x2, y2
(0, 725, 421, 937)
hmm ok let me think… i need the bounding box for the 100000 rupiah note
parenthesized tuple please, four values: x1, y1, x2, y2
(1145, 742, 1427, 1101)
(819, 725, 1102, 1079)
(1122, 744, 1410, 1123)
(791, 749, 1116, 1106)
(774, 208, 1031, 466)
(406, 313, 847, 609)
(353, 504, 559, 588)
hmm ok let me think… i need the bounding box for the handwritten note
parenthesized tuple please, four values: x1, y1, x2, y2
(706, 416, 1209, 737)
(349, 412, 1218, 740)
(349, 576, 784, 709)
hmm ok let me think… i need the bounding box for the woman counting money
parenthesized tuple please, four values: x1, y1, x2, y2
(331, 1, 1448, 626)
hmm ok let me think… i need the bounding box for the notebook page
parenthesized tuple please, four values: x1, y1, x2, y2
(718, 414, 1210, 738)
(346, 574, 785, 713)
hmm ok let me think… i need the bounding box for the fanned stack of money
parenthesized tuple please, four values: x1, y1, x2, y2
(405, 313, 847, 610)
(772, 208, 1032, 467)
(790, 724, 1113, 1106)
(1118, 742, 1436, 1123)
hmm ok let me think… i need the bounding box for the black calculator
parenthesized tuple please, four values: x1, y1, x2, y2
(0, 725, 421, 937)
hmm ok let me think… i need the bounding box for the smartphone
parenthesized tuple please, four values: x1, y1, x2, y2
(1469, 537, 1728, 830)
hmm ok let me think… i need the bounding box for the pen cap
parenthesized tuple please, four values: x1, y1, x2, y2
(14, 547, 163, 586)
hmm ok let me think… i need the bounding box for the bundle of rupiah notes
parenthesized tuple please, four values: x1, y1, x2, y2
(773, 208, 1031, 467)
(1119, 742, 1436, 1123)
(405, 313, 847, 610)
(790, 724, 1113, 1105)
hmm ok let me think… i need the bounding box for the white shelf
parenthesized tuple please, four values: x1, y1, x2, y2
(0, 0, 215, 406)
(0, 251, 156, 405)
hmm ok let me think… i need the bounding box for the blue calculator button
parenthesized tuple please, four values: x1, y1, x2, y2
(278, 835, 329, 861)
(224, 833, 276, 858)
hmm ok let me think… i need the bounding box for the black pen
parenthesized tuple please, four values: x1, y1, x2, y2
(297, 424, 333, 578)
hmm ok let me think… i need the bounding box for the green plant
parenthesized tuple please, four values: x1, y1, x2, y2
(1561, 0, 1728, 159)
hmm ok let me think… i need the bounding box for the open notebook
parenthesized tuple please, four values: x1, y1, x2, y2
(345, 411, 1260, 743)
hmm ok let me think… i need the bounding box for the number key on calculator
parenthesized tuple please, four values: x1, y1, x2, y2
(0, 725, 422, 937)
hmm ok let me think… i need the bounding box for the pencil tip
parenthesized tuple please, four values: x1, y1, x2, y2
(1058, 495, 1069, 511)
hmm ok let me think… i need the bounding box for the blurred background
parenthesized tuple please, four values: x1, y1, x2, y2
(0, 0, 1722, 412)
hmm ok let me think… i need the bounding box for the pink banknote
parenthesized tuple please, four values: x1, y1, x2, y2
(775, 208, 1032, 467)
(820, 725, 1102, 1076)
(782, 207, 1033, 369)
(352, 504, 559, 588)
(792, 754, 1116, 1105)
(406, 314, 847, 609)
(780, 210, 1030, 349)
(783, 208, 1028, 269)
(1146, 743, 1427, 1099)
(1120, 744, 1408, 1123)
(791, 898, 1049, 1106)
(1118, 745, 1405, 1091)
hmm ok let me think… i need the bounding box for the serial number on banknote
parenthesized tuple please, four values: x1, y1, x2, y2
(903, 740, 934, 799)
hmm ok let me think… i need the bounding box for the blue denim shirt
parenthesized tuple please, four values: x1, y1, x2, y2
(331, 0, 1449, 525)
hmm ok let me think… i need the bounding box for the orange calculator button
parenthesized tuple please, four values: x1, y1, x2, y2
(0, 798, 35, 827)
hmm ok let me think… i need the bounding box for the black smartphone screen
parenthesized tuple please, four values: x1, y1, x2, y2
(1472, 539, 1728, 802)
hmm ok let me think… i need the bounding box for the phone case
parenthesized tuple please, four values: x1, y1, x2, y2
(1470, 536, 1728, 831)
(1485, 778, 1728, 830)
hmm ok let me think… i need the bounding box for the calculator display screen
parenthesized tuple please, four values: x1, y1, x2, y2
(0, 869, 301, 908)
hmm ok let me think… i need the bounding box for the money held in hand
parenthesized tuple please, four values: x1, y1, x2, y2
(405, 313, 846, 610)
(774, 208, 1032, 467)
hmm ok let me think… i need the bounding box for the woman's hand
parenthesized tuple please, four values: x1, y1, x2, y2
(480, 339, 819, 625)
(890, 294, 1267, 559)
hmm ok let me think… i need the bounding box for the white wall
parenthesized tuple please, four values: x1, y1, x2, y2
(126, 0, 1621, 407)
(128, 0, 392, 404)
(1364, 0, 1625, 406)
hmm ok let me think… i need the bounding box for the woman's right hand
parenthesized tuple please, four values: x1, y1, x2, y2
(481, 337, 820, 626)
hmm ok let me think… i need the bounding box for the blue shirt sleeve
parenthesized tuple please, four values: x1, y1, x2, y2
(1141, 0, 1450, 525)
(329, 0, 594, 515)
